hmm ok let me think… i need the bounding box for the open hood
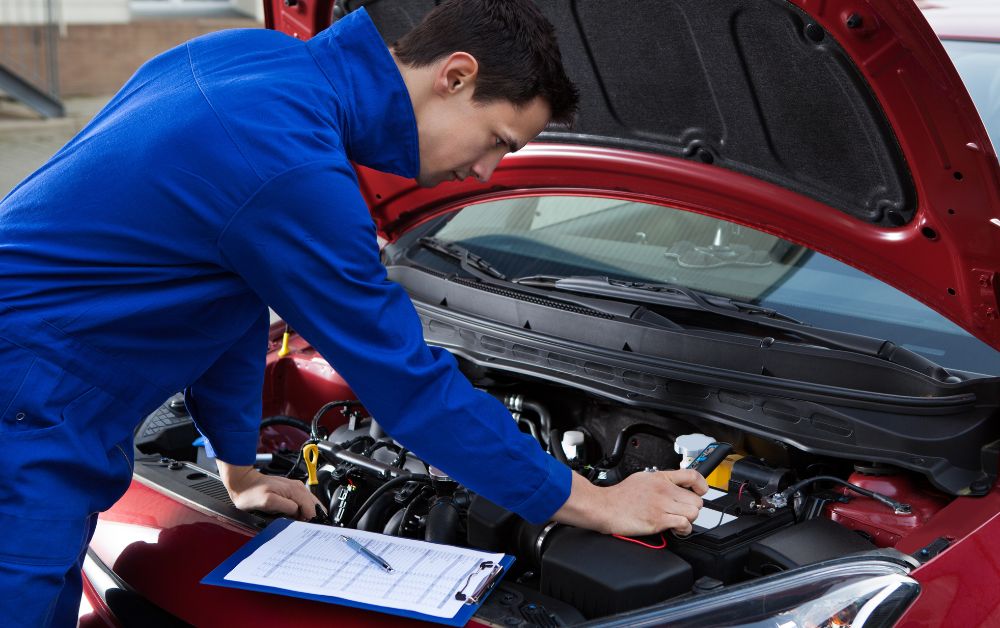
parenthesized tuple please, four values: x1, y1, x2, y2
(266, 0, 1000, 351)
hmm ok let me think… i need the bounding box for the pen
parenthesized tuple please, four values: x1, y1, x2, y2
(340, 535, 395, 573)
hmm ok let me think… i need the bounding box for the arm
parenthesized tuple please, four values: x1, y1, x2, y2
(218, 160, 704, 532)
(184, 308, 320, 519)
(218, 160, 567, 523)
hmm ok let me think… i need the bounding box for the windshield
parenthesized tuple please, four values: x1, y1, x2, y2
(407, 195, 1000, 375)
(942, 38, 1000, 151)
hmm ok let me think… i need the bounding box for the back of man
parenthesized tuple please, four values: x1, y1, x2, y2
(0, 13, 410, 625)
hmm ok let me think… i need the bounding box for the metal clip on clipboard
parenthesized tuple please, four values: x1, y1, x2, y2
(454, 561, 504, 605)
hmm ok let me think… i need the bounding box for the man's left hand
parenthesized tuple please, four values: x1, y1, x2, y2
(217, 460, 324, 520)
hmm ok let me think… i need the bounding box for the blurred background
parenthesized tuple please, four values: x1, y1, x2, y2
(0, 0, 263, 195)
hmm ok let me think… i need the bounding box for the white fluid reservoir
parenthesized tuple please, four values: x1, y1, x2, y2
(674, 433, 714, 468)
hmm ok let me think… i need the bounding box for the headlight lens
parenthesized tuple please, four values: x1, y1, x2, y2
(583, 557, 919, 628)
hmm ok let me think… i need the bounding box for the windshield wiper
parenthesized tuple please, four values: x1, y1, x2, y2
(513, 275, 955, 381)
(417, 237, 506, 280)
(517, 275, 803, 323)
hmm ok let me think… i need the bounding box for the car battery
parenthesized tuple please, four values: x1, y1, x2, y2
(667, 490, 794, 583)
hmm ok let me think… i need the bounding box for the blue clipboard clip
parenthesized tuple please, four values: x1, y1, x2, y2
(454, 560, 504, 605)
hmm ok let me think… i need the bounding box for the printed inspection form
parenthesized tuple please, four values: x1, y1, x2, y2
(210, 520, 508, 622)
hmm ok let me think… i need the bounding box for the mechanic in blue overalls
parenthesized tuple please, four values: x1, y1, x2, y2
(0, 1, 707, 623)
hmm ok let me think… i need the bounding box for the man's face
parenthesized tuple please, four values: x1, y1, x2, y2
(415, 93, 551, 188)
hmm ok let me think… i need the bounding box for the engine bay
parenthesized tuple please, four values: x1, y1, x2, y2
(134, 341, 963, 626)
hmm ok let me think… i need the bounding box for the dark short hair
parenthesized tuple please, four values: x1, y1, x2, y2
(393, 0, 579, 125)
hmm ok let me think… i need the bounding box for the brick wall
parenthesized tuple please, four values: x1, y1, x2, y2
(56, 17, 259, 97)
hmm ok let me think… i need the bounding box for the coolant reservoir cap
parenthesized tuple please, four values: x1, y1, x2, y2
(674, 433, 715, 468)
(561, 430, 585, 461)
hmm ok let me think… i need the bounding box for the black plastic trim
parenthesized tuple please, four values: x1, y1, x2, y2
(133, 458, 269, 531)
(410, 299, 999, 496)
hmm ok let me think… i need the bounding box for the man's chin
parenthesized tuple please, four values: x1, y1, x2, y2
(415, 174, 444, 188)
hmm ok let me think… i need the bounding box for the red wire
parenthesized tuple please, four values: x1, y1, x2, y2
(737, 482, 747, 501)
(612, 533, 667, 549)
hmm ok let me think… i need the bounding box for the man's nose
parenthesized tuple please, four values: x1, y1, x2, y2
(471, 154, 503, 183)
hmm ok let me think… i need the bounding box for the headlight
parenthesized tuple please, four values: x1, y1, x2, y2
(582, 556, 919, 628)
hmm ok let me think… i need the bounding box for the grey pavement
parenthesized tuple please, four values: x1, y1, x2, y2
(0, 95, 112, 197)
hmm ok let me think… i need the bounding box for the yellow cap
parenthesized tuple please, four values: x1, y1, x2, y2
(705, 454, 743, 491)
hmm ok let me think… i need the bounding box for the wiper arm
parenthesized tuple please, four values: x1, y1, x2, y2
(534, 276, 803, 323)
(417, 237, 506, 279)
(518, 275, 955, 381)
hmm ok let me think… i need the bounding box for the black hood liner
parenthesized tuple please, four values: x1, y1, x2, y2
(349, 0, 916, 227)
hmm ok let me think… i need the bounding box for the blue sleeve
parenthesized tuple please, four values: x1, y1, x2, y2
(184, 307, 269, 465)
(216, 160, 571, 523)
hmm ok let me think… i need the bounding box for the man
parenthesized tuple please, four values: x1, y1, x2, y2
(0, 0, 706, 623)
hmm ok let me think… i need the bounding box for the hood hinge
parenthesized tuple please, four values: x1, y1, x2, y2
(972, 269, 1000, 327)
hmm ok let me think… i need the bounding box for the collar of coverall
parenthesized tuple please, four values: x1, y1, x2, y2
(305, 8, 420, 180)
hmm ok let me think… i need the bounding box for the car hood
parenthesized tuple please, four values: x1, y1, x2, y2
(267, 0, 1000, 350)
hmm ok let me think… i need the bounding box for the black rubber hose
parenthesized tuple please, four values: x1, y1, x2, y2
(424, 498, 462, 545)
(343, 435, 375, 453)
(599, 423, 677, 469)
(549, 428, 569, 465)
(521, 400, 552, 448)
(364, 440, 402, 457)
(517, 417, 541, 443)
(781, 475, 910, 513)
(347, 474, 431, 528)
(392, 448, 409, 468)
(311, 400, 362, 440)
(284, 448, 305, 479)
(260, 415, 311, 434)
(396, 486, 432, 536)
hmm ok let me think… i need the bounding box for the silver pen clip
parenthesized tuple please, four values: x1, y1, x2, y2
(454, 560, 503, 605)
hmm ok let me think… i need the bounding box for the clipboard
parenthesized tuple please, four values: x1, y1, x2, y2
(202, 518, 514, 626)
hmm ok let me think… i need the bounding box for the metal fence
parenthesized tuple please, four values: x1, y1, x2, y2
(0, 0, 63, 117)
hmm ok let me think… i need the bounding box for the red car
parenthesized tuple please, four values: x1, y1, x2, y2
(80, 0, 1000, 626)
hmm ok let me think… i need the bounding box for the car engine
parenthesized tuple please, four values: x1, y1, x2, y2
(133, 338, 954, 625)
(175, 354, 941, 625)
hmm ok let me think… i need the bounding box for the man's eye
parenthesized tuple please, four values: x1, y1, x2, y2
(495, 137, 506, 148)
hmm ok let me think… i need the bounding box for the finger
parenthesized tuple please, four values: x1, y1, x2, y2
(661, 513, 693, 536)
(668, 485, 704, 510)
(668, 499, 701, 523)
(286, 482, 325, 519)
(298, 501, 320, 521)
(259, 492, 300, 517)
(665, 469, 710, 495)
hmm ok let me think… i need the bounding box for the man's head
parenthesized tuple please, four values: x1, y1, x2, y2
(391, 0, 579, 187)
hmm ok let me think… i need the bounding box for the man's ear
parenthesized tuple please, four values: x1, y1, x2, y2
(433, 52, 479, 97)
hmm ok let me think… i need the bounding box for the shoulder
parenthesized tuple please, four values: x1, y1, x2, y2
(187, 30, 349, 182)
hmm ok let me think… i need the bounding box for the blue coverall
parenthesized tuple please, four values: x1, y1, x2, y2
(0, 9, 571, 624)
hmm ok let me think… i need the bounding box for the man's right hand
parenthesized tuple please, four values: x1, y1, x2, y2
(552, 469, 708, 536)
